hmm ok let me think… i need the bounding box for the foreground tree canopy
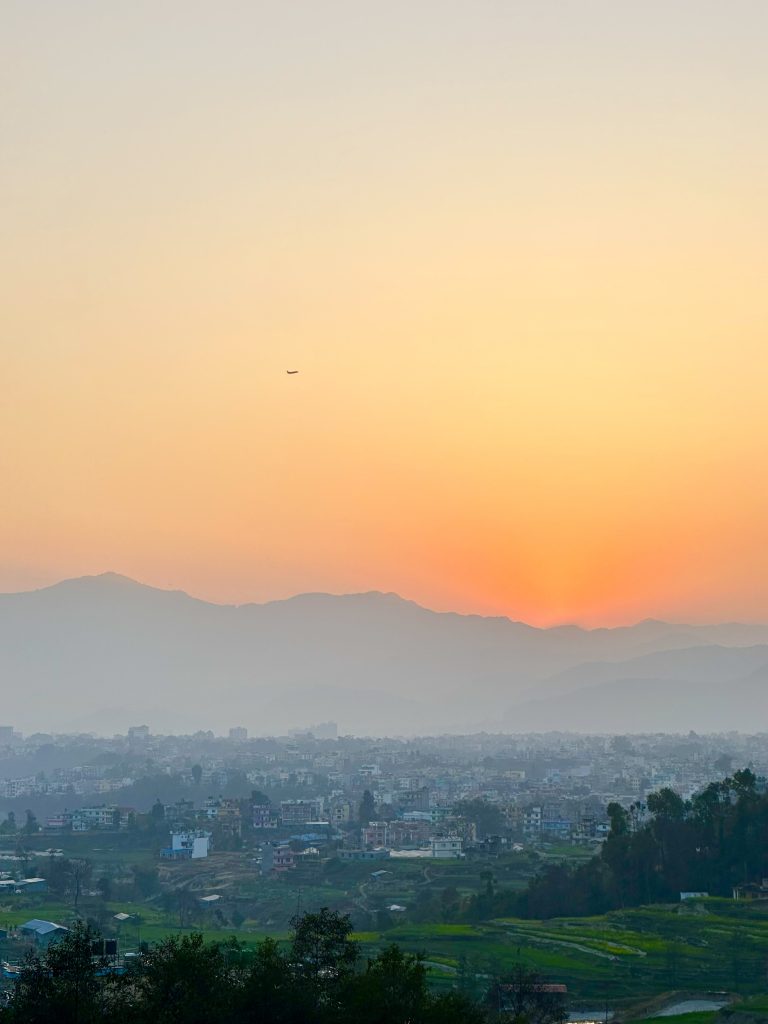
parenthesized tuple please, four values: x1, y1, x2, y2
(0, 912, 565, 1024)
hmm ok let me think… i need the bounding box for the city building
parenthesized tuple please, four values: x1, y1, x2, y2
(430, 835, 463, 858)
(161, 830, 212, 860)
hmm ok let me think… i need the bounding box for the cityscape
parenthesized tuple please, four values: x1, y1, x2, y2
(3, 1, 768, 1021)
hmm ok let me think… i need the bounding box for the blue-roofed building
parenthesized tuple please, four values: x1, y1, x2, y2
(19, 919, 69, 947)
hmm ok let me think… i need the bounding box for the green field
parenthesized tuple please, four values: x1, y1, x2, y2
(3, 895, 768, 1012)
(352, 900, 768, 1007)
(3, 836, 768, 1014)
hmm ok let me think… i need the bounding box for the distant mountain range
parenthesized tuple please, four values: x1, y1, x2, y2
(1, 573, 767, 736)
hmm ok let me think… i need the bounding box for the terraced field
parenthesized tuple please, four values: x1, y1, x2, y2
(3, 891, 768, 1014)
(354, 900, 768, 1007)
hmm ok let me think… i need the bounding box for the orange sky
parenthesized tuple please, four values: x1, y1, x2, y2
(2, 1, 768, 626)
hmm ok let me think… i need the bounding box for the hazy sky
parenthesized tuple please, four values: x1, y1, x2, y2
(2, 1, 768, 626)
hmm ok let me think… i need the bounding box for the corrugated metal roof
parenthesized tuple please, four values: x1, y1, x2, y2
(20, 919, 68, 935)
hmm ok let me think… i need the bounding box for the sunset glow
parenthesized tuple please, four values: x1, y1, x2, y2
(3, 1, 768, 625)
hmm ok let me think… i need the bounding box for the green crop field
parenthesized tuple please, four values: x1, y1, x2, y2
(3, 857, 768, 1017)
(348, 900, 768, 1009)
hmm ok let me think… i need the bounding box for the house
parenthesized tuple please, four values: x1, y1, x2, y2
(164, 800, 195, 824)
(118, 807, 137, 829)
(203, 798, 242, 837)
(261, 843, 296, 874)
(161, 830, 211, 860)
(72, 805, 120, 832)
(522, 806, 543, 840)
(45, 811, 73, 831)
(541, 816, 573, 840)
(389, 820, 431, 847)
(329, 801, 352, 826)
(732, 882, 767, 900)
(252, 803, 275, 829)
(430, 835, 463, 859)
(495, 974, 569, 1007)
(280, 799, 322, 826)
(19, 919, 68, 947)
(338, 848, 390, 862)
(362, 822, 389, 848)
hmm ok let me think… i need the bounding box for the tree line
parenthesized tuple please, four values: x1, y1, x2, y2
(466, 769, 768, 920)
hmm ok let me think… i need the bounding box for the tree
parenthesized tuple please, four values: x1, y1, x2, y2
(732, 768, 757, 799)
(131, 864, 160, 899)
(191, 764, 203, 786)
(24, 809, 39, 835)
(454, 799, 504, 839)
(2, 919, 488, 1024)
(441, 885, 460, 921)
(4, 922, 113, 1024)
(162, 887, 198, 929)
(341, 944, 485, 1024)
(290, 908, 358, 991)
(241, 936, 307, 1022)
(125, 932, 240, 1024)
(46, 855, 75, 898)
(342, 945, 429, 1023)
(69, 859, 93, 912)
(606, 802, 629, 837)
(358, 790, 375, 825)
(646, 788, 686, 821)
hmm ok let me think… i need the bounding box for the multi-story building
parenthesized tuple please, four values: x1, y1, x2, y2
(261, 842, 296, 874)
(362, 821, 389, 848)
(72, 805, 120, 831)
(430, 835, 463, 858)
(280, 799, 322, 826)
(252, 803, 276, 829)
(522, 805, 543, 841)
(164, 799, 195, 824)
(329, 800, 352, 826)
(161, 830, 211, 860)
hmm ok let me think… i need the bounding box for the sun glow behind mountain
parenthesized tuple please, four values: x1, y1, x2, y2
(2, 2, 768, 626)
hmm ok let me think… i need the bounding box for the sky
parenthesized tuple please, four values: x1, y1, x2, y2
(2, 1, 768, 627)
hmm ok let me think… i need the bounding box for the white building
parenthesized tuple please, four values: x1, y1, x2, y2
(430, 835, 463, 859)
(170, 831, 211, 859)
(72, 805, 119, 831)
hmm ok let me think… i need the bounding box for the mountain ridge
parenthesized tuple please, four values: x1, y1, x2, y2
(7, 572, 768, 634)
(2, 573, 767, 736)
